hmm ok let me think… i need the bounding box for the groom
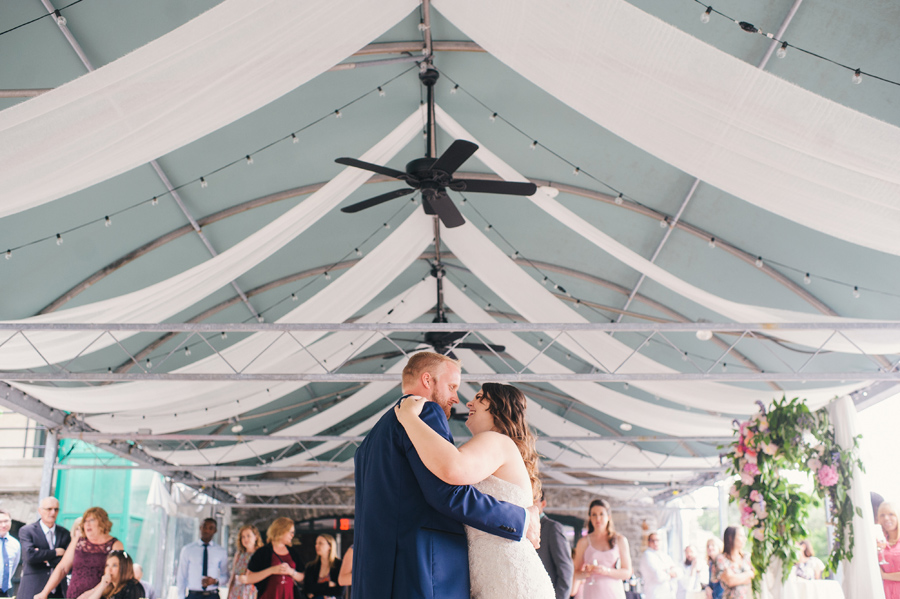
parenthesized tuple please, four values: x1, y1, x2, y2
(353, 351, 540, 599)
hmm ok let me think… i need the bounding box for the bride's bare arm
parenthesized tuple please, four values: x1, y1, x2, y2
(395, 396, 508, 485)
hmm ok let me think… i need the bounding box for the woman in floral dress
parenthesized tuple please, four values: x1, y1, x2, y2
(878, 502, 900, 599)
(711, 527, 754, 599)
(229, 525, 263, 599)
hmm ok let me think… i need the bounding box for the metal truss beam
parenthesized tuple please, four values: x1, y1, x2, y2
(0, 382, 235, 502)
(60, 433, 731, 444)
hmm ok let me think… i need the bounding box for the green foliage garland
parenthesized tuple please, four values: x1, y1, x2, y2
(724, 397, 864, 594)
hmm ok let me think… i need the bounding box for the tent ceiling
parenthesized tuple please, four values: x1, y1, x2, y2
(1, 0, 899, 503)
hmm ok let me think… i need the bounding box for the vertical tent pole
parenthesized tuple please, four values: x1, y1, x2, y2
(39, 430, 58, 501)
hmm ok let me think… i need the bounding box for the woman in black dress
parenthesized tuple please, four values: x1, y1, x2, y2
(302, 535, 342, 599)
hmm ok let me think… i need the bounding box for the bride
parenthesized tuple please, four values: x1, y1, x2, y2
(396, 383, 554, 599)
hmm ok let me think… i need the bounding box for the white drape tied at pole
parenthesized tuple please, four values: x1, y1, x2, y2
(433, 0, 900, 258)
(0, 0, 417, 218)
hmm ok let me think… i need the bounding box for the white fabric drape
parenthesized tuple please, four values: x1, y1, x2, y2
(434, 0, 900, 258)
(0, 107, 425, 371)
(0, 0, 417, 218)
(444, 282, 734, 433)
(439, 214, 860, 413)
(13, 209, 434, 428)
(435, 106, 900, 356)
(828, 395, 884, 599)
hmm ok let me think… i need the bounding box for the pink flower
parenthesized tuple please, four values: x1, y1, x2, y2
(807, 457, 822, 471)
(743, 462, 760, 476)
(762, 442, 779, 456)
(753, 528, 765, 541)
(817, 464, 839, 487)
(745, 451, 758, 465)
(740, 471, 755, 486)
(758, 416, 769, 432)
(750, 490, 762, 502)
(730, 485, 741, 499)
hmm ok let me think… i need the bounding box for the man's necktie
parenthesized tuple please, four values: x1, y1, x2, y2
(47, 528, 55, 549)
(201, 543, 209, 588)
(1, 536, 9, 592)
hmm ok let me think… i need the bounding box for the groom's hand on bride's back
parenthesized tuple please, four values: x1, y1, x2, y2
(526, 505, 541, 549)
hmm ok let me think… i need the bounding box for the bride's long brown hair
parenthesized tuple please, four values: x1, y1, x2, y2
(480, 383, 542, 501)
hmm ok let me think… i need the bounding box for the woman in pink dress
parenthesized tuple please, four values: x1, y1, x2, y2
(572, 499, 632, 599)
(878, 502, 900, 598)
(228, 525, 263, 599)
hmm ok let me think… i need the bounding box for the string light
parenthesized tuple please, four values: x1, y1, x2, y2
(383, 222, 391, 229)
(104, 216, 111, 227)
(355, 248, 362, 256)
(708, 237, 716, 248)
(150, 196, 158, 206)
(624, 382, 629, 390)
(291, 133, 298, 144)
(511, 251, 519, 260)
(700, 6, 712, 23)
(615, 193, 624, 205)
(484, 224, 493, 232)
(489, 112, 498, 122)
(334, 110, 342, 118)
(377, 86, 385, 97)
(776, 41, 788, 59)
(324, 271, 331, 280)
(200, 177, 208, 188)
(291, 293, 298, 301)
(755, 256, 763, 268)
(221, 332, 227, 340)
(450, 84, 459, 94)
(54, 10, 66, 26)
(185, 347, 191, 356)
(804, 273, 811, 285)
(531, 140, 538, 150)
(852, 69, 862, 85)
(145, 358, 152, 368)
(659, 218, 668, 229)
(246, 155, 254, 165)
(5, 250, 10, 260)
(573, 167, 580, 175)
(853, 286, 860, 298)
(56, 234, 63, 246)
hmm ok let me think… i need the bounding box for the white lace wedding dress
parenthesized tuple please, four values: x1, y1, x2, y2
(466, 475, 555, 599)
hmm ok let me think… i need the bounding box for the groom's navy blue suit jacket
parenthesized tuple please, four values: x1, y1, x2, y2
(353, 397, 526, 599)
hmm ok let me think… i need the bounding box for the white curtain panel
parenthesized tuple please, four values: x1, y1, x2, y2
(0, 0, 417, 218)
(439, 216, 861, 413)
(14, 212, 434, 425)
(435, 106, 900, 356)
(828, 396, 885, 599)
(0, 107, 425, 371)
(445, 283, 734, 434)
(433, 0, 900, 258)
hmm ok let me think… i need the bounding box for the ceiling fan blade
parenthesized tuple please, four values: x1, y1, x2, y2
(452, 179, 537, 196)
(341, 188, 414, 213)
(335, 157, 410, 181)
(424, 190, 466, 228)
(456, 342, 507, 353)
(430, 140, 479, 176)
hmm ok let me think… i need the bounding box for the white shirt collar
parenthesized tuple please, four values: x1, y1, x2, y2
(39, 521, 55, 535)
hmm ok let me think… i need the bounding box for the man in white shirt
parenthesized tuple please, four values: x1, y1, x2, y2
(18, 497, 71, 599)
(176, 519, 228, 599)
(640, 532, 679, 599)
(0, 509, 22, 598)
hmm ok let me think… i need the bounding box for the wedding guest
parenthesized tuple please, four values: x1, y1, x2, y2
(0, 509, 21, 598)
(878, 502, 900, 598)
(537, 492, 574, 599)
(19, 497, 71, 599)
(711, 527, 753, 599)
(302, 535, 341, 599)
(336, 546, 351, 598)
(228, 525, 262, 599)
(640, 532, 678, 599)
(246, 518, 304, 599)
(572, 498, 632, 599)
(35, 507, 124, 599)
(705, 538, 723, 599)
(132, 564, 155, 599)
(176, 519, 228, 599)
(76, 550, 141, 599)
(793, 541, 824, 580)
(676, 546, 705, 599)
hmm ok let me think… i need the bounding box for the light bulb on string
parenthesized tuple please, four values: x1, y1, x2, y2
(185, 347, 191, 357)
(484, 224, 493, 232)
(55, 10, 66, 26)
(804, 273, 811, 285)
(853, 286, 860, 298)
(755, 256, 763, 268)
(377, 86, 385, 97)
(776, 41, 788, 59)
(257, 315, 265, 323)
(722, 362, 728, 372)
(531, 140, 538, 150)
(659, 219, 668, 229)
(291, 133, 299, 144)
(246, 155, 254, 165)
(200, 177, 208, 188)
(450, 84, 459, 94)
(573, 167, 580, 176)
(105, 216, 111, 227)
(701, 6, 712, 23)
(383, 222, 391, 230)
(615, 194, 624, 205)
(355, 248, 362, 257)
(541, 276, 549, 285)
(623, 382, 629, 390)
(324, 271, 331, 280)
(221, 332, 227, 340)
(852, 69, 863, 85)
(334, 110, 342, 118)
(489, 112, 498, 122)
(56, 234, 63, 246)
(511, 251, 519, 260)
(708, 237, 716, 248)
(291, 293, 298, 301)
(151, 196, 158, 206)
(146, 358, 152, 369)
(5, 250, 10, 260)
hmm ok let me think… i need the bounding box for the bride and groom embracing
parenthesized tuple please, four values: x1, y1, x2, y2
(353, 351, 555, 599)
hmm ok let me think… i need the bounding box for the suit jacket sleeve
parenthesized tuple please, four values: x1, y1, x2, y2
(402, 401, 527, 541)
(21, 524, 53, 566)
(546, 520, 574, 599)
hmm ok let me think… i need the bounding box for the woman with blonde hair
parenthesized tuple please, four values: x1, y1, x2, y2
(36, 507, 124, 599)
(77, 550, 141, 599)
(396, 382, 554, 598)
(302, 534, 342, 599)
(228, 525, 263, 599)
(246, 518, 304, 599)
(878, 502, 900, 598)
(572, 499, 632, 599)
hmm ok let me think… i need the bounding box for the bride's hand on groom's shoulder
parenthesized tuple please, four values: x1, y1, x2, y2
(395, 395, 427, 423)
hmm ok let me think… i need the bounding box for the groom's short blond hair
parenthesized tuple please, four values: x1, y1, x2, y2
(401, 351, 461, 390)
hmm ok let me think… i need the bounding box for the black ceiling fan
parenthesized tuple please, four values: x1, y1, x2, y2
(334, 68, 537, 228)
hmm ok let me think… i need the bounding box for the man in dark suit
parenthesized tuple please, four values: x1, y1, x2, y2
(17, 498, 71, 599)
(537, 493, 574, 599)
(353, 352, 540, 599)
